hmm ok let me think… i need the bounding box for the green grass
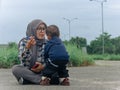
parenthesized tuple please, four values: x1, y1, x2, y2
(0, 47, 19, 68)
(0, 43, 94, 68)
(65, 44, 94, 66)
(2, 43, 120, 68)
(90, 54, 120, 61)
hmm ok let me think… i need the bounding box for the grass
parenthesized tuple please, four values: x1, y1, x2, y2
(0, 47, 19, 68)
(65, 44, 94, 66)
(0, 43, 94, 68)
(1, 43, 120, 68)
(90, 54, 120, 61)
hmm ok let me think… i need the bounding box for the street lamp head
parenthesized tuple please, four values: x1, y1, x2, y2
(62, 17, 78, 40)
(63, 17, 70, 22)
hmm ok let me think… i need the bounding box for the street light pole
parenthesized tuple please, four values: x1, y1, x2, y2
(63, 18, 78, 40)
(101, 2, 105, 54)
(90, 0, 107, 54)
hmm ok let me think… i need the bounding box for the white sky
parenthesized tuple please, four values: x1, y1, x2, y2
(0, 0, 120, 44)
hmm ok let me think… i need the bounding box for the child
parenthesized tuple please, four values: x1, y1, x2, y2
(40, 25, 70, 85)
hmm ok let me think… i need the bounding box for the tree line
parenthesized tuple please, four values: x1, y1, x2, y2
(6, 32, 120, 55)
(64, 32, 120, 54)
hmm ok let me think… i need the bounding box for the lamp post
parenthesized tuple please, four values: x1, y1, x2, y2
(90, 0, 107, 54)
(63, 18, 78, 40)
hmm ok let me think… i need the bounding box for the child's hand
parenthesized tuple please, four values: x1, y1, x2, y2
(26, 36, 36, 49)
(31, 62, 44, 73)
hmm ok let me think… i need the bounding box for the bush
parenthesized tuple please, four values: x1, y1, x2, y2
(8, 42, 17, 49)
(0, 42, 95, 68)
(108, 54, 120, 60)
(90, 54, 104, 60)
(65, 43, 94, 66)
(0, 46, 20, 68)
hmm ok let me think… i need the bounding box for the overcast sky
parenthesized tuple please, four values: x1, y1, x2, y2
(0, 0, 120, 44)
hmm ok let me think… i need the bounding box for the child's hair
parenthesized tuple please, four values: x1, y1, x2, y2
(46, 25, 60, 37)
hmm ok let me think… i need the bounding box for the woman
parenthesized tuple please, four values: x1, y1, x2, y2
(12, 19, 47, 84)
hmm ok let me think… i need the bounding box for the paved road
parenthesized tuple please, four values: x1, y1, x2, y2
(0, 60, 120, 90)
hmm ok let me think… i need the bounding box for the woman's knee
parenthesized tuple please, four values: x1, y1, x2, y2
(12, 65, 21, 75)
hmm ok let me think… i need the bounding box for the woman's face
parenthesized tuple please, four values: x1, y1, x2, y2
(36, 24, 46, 39)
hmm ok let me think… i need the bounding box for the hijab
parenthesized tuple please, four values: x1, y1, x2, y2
(26, 19, 47, 67)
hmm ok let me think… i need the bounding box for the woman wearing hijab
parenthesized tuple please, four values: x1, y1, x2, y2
(12, 19, 48, 85)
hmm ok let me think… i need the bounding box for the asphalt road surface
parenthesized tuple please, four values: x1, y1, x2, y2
(0, 60, 120, 90)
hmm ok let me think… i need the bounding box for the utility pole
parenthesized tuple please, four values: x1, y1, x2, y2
(63, 18, 78, 40)
(90, 0, 107, 54)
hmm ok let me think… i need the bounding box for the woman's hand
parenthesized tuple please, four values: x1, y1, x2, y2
(31, 62, 44, 73)
(26, 36, 36, 49)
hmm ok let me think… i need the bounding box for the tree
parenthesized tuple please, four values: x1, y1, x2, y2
(69, 36, 87, 48)
(88, 32, 113, 54)
(8, 42, 17, 49)
(111, 36, 120, 54)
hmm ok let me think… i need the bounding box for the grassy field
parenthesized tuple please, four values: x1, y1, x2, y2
(89, 54, 120, 61)
(0, 45, 19, 68)
(0, 43, 95, 68)
(1, 43, 120, 68)
(65, 44, 94, 66)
